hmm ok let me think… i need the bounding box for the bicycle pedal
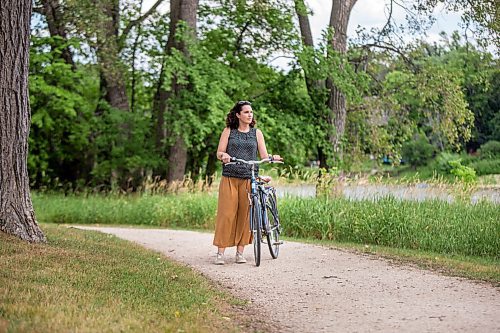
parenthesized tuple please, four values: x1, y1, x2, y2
(273, 241, 283, 245)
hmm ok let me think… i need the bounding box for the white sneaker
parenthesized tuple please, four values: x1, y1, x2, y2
(235, 252, 247, 264)
(214, 253, 225, 265)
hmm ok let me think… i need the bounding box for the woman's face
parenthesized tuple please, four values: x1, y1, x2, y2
(237, 105, 253, 124)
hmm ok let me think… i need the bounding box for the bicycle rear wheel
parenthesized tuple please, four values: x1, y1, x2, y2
(266, 192, 280, 259)
(251, 197, 262, 266)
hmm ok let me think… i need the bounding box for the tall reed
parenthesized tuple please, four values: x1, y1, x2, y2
(280, 197, 499, 258)
(33, 193, 499, 259)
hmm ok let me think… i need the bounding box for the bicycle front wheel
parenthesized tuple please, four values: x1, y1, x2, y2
(252, 197, 262, 267)
(266, 192, 280, 259)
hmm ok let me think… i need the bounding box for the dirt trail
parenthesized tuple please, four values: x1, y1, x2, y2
(75, 227, 499, 333)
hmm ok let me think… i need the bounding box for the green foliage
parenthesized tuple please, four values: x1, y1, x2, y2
(414, 1, 499, 47)
(479, 140, 500, 159)
(364, 37, 487, 159)
(436, 34, 499, 147)
(199, 0, 297, 61)
(402, 136, 435, 167)
(294, 34, 372, 165)
(448, 159, 477, 183)
(90, 104, 161, 188)
(28, 36, 97, 187)
(253, 71, 320, 166)
(26, 3, 497, 189)
(435, 151, 462, 173)
(296, 38, 371, 105)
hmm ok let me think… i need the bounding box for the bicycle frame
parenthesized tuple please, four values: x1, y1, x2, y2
(225, 157, 282, 266)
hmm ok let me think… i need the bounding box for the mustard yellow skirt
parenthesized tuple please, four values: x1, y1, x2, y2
(213, 176, 253, 248)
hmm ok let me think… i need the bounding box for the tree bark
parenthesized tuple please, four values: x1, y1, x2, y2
(294, 0, 328, 168)
(0, 0, 46, 242)
(151, 0, 198, 183)
(294, 0, 314, 50)
(96, 0, 130, 113)
(327, 0, 357, 156)
(38, 0, 75, 69)
(130, 0, 144, 114)
(152, 55, 169, 174)
(294, 0, 321, 93)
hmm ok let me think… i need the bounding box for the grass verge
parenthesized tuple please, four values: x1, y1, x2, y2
(0, 224, 247, 333)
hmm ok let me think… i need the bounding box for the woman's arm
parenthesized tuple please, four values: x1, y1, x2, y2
(256, 129, 269, 159)
(216, 127, 231, 163)
(256, 129, 282, 161)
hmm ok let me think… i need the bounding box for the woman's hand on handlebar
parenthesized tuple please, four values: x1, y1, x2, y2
(270, 155, 283, 162)
(220, 152, 232, 164)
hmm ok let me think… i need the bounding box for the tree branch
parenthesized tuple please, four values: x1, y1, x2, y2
(118, 0, 165, 48)
(267, 55, 296, 63)
(377, 0, 394, 42)
(360, 42, 416, 69)
(232, 21, 251, 58)
(33, 5, 45, 15)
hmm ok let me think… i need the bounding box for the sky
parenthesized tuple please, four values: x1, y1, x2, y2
(280, 0, 464, 68)
(307, 0, 463, 44)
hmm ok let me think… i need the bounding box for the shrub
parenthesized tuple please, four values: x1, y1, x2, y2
(402, 136, 435, 167)
(448, 160, 477, 183)
(459, 153, 477, 166)
(479, 140, 500, 159)
(435, 152, 461, 173)
(469, 159, 500, 176)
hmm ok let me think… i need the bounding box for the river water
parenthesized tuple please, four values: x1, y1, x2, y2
(274, 183, 500, 205)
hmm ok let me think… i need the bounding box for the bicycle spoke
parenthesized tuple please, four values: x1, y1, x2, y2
(265, 192, 280, 259)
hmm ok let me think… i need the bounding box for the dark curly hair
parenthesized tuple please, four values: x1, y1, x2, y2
(225, 100, 256, 129)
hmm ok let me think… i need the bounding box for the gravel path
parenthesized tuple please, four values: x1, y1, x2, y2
(75, 226, 499, 333)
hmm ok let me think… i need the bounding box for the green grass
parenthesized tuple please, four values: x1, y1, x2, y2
(31, 192, 500, 283)
(0, 224, 242, 332)
(33, 192, 218, 230)
(33, 192, 500, 258)
(281, 197, 500, 258)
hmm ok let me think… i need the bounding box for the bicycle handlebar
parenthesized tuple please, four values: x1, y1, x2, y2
(225, 156, 283, 166)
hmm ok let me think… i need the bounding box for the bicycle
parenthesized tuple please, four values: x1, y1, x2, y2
(225, 156, 283, 266)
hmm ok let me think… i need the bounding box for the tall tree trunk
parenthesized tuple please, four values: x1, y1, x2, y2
(205, 150, 217, 186)
(38, 0, 76, 69)
(130, 0, 144, 114)
(327, 0, 357, 156)
(0, 0, 46, 242)
(152, 59, 169, 175)
(294, 0, 328, 168)
(97, 0, 130, 113)
(94, 0, 164, 113)
(294, 0, 320, 93)
(152, 0, 198, 183)
(294, 0, 314, 51)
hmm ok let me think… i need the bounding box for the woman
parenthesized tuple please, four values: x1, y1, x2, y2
(213, 100, 282, 265)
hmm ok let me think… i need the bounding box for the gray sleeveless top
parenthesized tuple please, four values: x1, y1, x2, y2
(222, 128, 259, 179)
